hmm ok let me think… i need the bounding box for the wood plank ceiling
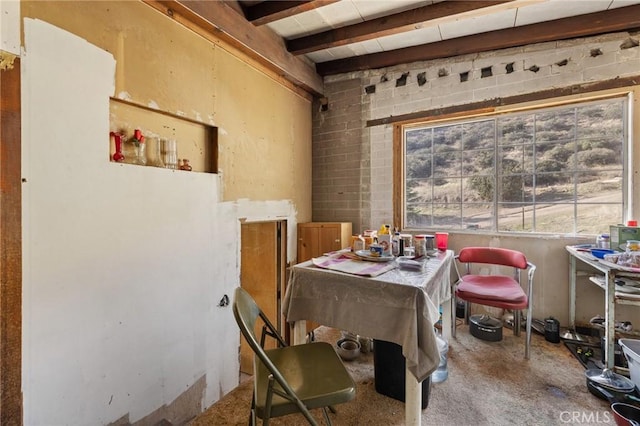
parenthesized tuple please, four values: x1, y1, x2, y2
(147, 0, 640, 96)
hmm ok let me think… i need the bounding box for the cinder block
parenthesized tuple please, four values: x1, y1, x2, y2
(617, 47, 640, 61)
(449, 60, 474, 75)
(392, 100, 421, 117)
(534, 72, 585, 89)
(439, 90, 475, 107)
(551, 59, 581, 75)
(429, 73, 459, 88)
(465, 75, 497, 90)
(405, 98, 433, 113)
(586, 58, 640, 79)
(370, 104, 394, 120)
(471, 56, 501, 72)
(346, 119, 364, 132)
(408, 87, 432, 101)
(371, 87, 394, 102)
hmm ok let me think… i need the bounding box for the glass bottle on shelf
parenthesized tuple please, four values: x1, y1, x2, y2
(179, 159, 192, 171)
(132, 129, 147, 166)
(134, 140, 147, 165)
(147, 136, 164, 168)
(110, 131, 125, 162)
(163, 139, 178, 170)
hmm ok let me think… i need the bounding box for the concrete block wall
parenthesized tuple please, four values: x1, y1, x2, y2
(312, 78, 371, 233)
(313, 31, 640, 232)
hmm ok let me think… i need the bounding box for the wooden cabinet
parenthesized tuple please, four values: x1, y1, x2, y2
(297, 222, 352, 262)
(296, 222, 352, 335)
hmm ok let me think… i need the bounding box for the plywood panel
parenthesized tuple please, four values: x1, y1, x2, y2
(0, 55, 22, 426)
(21, 0, 313, 218)
(240, 222, 278, 375)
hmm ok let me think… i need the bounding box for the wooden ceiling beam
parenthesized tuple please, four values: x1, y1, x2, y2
(288, 0, 513, 55)
(144, 0, 324, 95)
(316, 4, 640, 76)
(245, 0, 339, 26)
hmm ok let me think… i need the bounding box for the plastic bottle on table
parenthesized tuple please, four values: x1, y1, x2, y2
(392, 232, 401, 256)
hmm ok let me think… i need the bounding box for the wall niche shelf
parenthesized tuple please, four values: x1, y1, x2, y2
(109, 97, 218, 174)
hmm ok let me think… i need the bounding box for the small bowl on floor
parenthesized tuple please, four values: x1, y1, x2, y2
(336, 338, 361, 361)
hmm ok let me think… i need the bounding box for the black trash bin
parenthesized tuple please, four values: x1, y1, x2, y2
(373, 339, 430, 409)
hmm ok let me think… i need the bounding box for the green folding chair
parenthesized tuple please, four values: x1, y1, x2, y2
(232, 287, 356, 425)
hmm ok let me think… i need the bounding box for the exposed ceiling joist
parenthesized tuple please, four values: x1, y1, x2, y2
(316, 4, 640, 76)
(244, 0, 340, 26)
(144, 0, 324, 95)
(287, 0, 513, 55)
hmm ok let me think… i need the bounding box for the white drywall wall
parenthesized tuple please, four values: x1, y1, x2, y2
(21, 18, 298, 425)
(1, 0, 20, 55)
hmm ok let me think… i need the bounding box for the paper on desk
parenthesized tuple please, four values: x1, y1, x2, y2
(311, 251, 397, 277)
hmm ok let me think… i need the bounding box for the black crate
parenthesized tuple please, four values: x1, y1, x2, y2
(373, 339, 430, 409)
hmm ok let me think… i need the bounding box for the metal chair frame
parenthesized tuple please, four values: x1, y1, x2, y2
(232, 287, 356, 426)
(452, 247, 536, 359)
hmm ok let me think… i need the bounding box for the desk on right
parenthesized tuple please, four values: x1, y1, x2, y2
(566, 245, 640, 370)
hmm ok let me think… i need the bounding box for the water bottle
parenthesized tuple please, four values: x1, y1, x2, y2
(392, 232, 401, 256)
(431, 332, 449, 383)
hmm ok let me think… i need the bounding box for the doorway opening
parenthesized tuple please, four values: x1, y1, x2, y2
(239, 220, 287, 377)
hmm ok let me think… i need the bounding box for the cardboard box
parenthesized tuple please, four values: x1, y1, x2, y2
(609, 225, 640, 249)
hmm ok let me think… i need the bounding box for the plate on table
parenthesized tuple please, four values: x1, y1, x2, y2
(355, 250, 395, 262)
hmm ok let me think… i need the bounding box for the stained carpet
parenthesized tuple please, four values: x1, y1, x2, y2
(190, 325, 612, 425)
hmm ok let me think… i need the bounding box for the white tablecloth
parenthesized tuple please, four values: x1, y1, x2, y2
(283, 250, 454, 382)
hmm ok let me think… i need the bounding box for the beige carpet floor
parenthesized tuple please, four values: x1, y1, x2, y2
(190, 325, 613, 425)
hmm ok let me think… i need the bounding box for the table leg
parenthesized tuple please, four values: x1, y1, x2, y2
(292, 320, 307, 345)
(569, 255, 576, 329)
(605, 272, 615, 370)
(405, 368, 421, 426)
(441, 297, 452, 342)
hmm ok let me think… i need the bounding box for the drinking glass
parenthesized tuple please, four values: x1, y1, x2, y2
(435, 232, 449, 251)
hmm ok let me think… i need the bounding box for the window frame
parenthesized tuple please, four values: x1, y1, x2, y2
(395, 90, 635, 236)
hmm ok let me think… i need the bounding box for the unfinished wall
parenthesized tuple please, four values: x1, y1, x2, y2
(313, 31, 640, 324)
(21, 0, 313, 214)
(311, 78, 370, 234)
(19, 1, 312, 425)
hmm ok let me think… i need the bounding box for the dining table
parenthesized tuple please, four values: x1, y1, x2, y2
(283, 249, 454, 426)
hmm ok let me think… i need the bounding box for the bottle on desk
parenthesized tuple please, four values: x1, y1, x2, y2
(596, 234, 610, 249)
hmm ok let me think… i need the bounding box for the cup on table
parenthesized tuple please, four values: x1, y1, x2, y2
(369, 244, 384, 256)
(403, 246, 415, 257)
(435, 232, 449, 251)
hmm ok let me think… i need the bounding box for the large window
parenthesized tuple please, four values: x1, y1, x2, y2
(403, 97, 628, 235)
